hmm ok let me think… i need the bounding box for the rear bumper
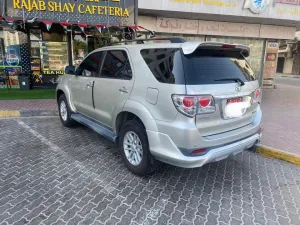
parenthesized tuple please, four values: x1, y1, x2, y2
(147, 130, 261, 168)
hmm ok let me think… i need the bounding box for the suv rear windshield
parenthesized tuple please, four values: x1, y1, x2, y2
(182, 49, 255, 85)
(141, 48, 256, 85)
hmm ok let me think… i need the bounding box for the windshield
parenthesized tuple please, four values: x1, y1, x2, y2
(182, 49, 256, 85)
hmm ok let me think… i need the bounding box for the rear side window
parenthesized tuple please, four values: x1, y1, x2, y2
(100, 50, 132, 80)
(76, 52, 103, 77)
(183, 49, 255, 85)
(140, 48, 185, 84)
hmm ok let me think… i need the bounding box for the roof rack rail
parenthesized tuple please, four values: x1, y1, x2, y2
(105, 37, 185, 46)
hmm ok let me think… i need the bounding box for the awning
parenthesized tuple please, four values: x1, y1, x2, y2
(0, 17, 155, 39)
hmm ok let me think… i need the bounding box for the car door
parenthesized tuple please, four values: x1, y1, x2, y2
(93, 49, 134, 127)
(69, 51, 104, 117)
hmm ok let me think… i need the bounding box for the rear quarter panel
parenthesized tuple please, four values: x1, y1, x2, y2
(127, 48, 185, 122)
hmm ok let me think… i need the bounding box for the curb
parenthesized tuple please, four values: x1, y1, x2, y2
(254, 144, 300, 166)
(0, 110, 58, 118)
(277, 75, 300, 79)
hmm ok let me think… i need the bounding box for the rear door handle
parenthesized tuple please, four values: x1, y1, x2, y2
(87, 82, 94, 88)
(119, 87, 128, 93)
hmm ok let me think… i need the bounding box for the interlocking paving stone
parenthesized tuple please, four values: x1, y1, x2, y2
(0, 117, 300, 225)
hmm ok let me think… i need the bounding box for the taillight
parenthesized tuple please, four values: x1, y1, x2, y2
(172, 95, 216, 117)
(172, 96, 197, 117)
(253, 88, 262, 103)
(183, 97, 195, 107)
(199, 97, 211, 107)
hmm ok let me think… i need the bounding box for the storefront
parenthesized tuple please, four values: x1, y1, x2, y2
(137, 0, 300, 88)
(0, 0, 136, 88)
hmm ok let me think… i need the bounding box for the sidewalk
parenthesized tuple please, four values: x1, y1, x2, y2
(260, 84, 300, 157)
(0, 99, 57, 117)
(276, 73, 300, 78)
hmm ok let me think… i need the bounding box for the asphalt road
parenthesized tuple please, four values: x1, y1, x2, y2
(275, 76, 300, 87)
(1, 117, 300, 225)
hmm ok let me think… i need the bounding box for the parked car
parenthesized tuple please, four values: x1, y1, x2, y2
(56, 38, 262, 176)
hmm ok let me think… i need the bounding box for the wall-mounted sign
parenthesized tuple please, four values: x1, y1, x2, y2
(6, 45, 21, 67)
(139, 16, 296, 40)
(262, 41, 279, 89)
(6, 0, 135, 26)
(244, 0, 270, 14)
(276, 0, 300, 5)
(198, 20, 260, 37)
(266, 53, 276, 61)
(156, 17, 199, 34)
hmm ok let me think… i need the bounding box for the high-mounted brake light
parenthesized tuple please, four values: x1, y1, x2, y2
(172, 95, 216, 117)
(222, 44, 236, 49)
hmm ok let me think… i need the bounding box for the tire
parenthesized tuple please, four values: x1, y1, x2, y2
(58, 94, 75, 127)
(119, 120, 160, 176)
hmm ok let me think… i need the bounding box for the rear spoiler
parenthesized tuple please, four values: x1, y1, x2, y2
(181, 42, 250, 57)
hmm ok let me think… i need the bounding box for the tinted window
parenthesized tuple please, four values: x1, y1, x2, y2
(140, 48, 185, 84)
(100, 50, 132, 80)
(183, 49, 255, 85)
(76, 52, 103, 77)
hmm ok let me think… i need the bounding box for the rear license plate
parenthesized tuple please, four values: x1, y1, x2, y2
(227, 97, 243, 104)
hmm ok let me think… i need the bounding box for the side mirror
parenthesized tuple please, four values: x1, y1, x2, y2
(65, 66, 76, 75)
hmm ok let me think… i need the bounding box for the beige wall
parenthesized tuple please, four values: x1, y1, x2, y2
(283, 58, 294, 74)
(139, 0, 300, 23)
(139, 16, 296, 40)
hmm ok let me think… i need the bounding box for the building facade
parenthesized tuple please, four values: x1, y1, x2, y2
(137, 0, 300, 88)
(0, 0, 136, 89)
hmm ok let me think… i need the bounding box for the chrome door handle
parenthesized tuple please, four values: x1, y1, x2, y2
(87, 82, 93, 88)
(119, 87, 128, 93)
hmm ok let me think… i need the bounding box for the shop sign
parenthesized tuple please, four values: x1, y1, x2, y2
(262, 41, 279, 89)
(6, 0, 135, 26)
(43, 70, 64, 75)
(6, 54, 20, 66)
(5, 45, 21, 67)
(267, 42, 279, 51)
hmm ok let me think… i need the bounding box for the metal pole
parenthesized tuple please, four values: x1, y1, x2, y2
(259, 39, 267, 87)
(133, 0, 138, 40)
(67, 31, 73, 67)
(134, 0, 138, 26)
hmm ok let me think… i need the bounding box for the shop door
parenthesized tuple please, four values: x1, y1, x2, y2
(277, 57, 284, 73)
(70, 51, 104, 117)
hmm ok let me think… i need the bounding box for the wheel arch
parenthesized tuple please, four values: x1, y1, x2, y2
(56, 86, 76, 112)
(114, 101, 158, 134)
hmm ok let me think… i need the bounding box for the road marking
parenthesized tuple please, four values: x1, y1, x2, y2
(16, 120, 119, 196)
(0, 110, 20, 118)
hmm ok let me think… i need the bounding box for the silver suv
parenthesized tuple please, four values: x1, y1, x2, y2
(56, 38, 262, 176)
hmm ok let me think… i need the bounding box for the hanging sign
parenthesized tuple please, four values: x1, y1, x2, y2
(6, 0, 135, 26)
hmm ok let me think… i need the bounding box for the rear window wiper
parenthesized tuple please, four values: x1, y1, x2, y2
(214, 78, 245, 86)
